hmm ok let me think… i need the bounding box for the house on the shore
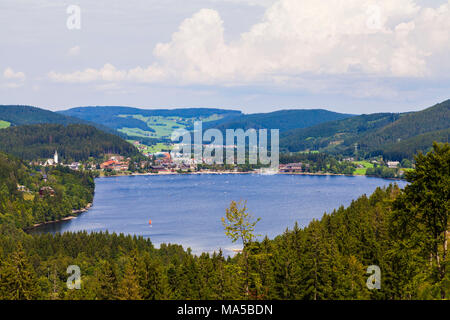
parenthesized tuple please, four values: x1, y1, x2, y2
(100, 159, 129, 171)
(279, 163, 309, 173)
(387, 161, 400, 168)
(150, 165, 169, 173)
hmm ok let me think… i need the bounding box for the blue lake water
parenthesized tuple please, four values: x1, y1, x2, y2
(29, 174, 406, 255)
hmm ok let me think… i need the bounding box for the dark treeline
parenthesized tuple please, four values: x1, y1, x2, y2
(0, 105, 120, 136)
(0, 105, 88, 127)
(280, 113, 399, 152)
(372, 128, 450, 160)
(0, 143, 448, 300)
(211, 109, 353, 133)
(0, 152, 94, 229)
(279, 99, 450, 160)
(0, 124, 140, 162)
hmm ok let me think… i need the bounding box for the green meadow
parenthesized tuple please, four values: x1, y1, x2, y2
(0, 120, 11, 129)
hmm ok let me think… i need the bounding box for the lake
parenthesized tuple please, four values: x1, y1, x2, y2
(29, 174, 406, 255)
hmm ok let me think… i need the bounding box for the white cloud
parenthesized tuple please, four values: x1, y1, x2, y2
(47, 0, 450, 90)
(3, 67, 26, 81)
(48, 63, 126, 83)
(67, 45, 81, 56)
(48, 63, 166, 83)
(2, 67, 26, 88)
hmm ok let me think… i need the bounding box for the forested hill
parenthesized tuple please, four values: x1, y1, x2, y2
(0, 124, 140, 161)
(59, 106, 353, 142)
(280, 112, 399, 152)
(60, 106, 242, 130)
(0, 151, 94, 229)
(360, 100, 450, 155)
(60, 106, 242, 121)
(206, 109, 354, 133)
(280, 99, 450, 159)
(0, 105, 117, 135)
(0, 105, 82, 126)
(59, 106, 242, 142)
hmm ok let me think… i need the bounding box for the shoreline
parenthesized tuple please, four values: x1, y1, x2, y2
(25, 202, 92, 231)
(98, 171, 405, 181)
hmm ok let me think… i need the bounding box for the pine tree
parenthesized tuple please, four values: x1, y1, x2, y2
(391, 142, 449, 299)
(116, 259, 142, 300)
(0, 243, 40, 300)
(95, 260, 118, 300)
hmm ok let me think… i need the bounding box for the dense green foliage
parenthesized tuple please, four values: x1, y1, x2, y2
(363, 100, 450, 154)
(0, 124, 140, 161)
(280, 153, 357, 175)
(365, 166, 400, 179)
(0, 152, 94, 229)
(0, 105, 116, 135)
(390, 142, 449, 299)
(371, 128, 449, 160)
(0, 105, 87, 126)
(280, 99, 450, 160)
(280, 113, 399, 152)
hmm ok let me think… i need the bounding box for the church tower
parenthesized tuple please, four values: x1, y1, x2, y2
(54, 150, 58, 164)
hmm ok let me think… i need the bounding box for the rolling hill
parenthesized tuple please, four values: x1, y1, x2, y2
(280, 99, 450, 160)
(59, 106, 242, 142)
(205, 109, 354, 133)
(60, 107, 354, 152)
(0, 105, 117, 135)
(0, 123, 140, 161)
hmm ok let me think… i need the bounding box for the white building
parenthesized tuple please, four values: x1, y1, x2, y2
(387, 161, 400, 168)
(43, 150, 59, 166)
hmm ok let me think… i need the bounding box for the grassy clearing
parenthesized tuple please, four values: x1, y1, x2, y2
(146, 143, 172, 153)
(0, 120, 11, 129)
(353, 160, 374, 168)
(354, 168, 367, 175)
(119, 127, 155, 138)
(127, 140, 172, 154)
(352, 161, 374, 175)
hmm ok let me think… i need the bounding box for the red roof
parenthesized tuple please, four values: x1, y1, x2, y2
(101, 160, 118, 166)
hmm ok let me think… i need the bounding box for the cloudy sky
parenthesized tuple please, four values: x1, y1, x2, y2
(1, 0, 449, 114)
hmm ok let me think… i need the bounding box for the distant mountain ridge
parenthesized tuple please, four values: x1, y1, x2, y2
(60, 106, 354, 143)
(59, 106, 243, 142)
(205, 109, 355, 133)
(2, 101, 448, 161)
(59, 106, 242, 129)
(0, 105, 117, 135)
(280, 99, 450, 160)
(0, 123, 140, 161)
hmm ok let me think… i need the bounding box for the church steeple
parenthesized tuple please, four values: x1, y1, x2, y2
(54, 150, 58, 164)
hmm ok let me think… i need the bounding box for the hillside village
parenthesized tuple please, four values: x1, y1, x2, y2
(31, 146, 410, 179)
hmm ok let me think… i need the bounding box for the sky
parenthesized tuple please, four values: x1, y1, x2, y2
(0, 0, 449, 114)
